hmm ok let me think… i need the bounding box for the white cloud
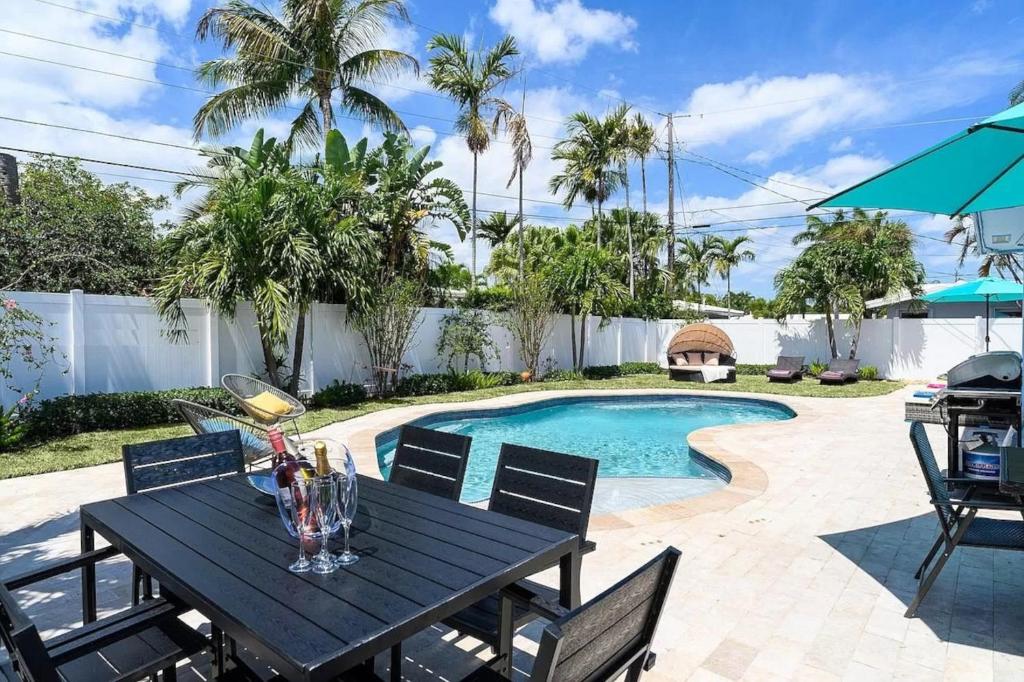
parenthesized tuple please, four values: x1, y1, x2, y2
(409, 125, 438, 147)
(489, 0, 638, 64)
(676, 73, 889, 161)
(829, 136, 854, 153)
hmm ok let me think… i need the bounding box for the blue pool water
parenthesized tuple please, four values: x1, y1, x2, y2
(376, 395, 794, 503)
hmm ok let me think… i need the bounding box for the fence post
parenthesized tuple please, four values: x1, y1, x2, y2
(69, 289, 85, 395)
(206, 305, 220, 388)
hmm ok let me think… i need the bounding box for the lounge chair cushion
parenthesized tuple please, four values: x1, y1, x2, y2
(246, 391, 293, 416)
(704, 353, 720, 366)
(819, 370, 845, 381)
(767, 369, 793, 378)
(685, 352, 703, 365)
(673, 356, 686, 367)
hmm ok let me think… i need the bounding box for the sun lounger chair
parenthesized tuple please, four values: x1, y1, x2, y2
(819, 358, 860, 384)
(905, 422, 1024, 617)
(767, 355, 804, 382)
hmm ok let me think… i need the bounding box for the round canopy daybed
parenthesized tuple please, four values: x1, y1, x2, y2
(666, 323, 737, 383)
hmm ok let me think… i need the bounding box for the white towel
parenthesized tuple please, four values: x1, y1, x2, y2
(699, 365, 733, 383)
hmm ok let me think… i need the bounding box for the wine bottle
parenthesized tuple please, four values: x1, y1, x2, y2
(314, 440, 332, 476)
(269, 426, 315, 536)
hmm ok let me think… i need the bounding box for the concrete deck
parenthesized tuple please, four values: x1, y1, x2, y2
(2, 385, 1023, 680)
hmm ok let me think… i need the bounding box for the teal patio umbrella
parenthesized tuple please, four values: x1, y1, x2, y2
(809, 102, 1024, 216)
(921, 277, 1023, 351)
(810, 101, 1024, 432)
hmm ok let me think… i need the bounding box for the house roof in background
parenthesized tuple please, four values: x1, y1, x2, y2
(865, 281, 965, 310)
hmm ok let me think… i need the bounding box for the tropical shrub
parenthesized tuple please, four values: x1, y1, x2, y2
(310, 381, 367, 408)
(351, 278, 423, 396)
(437, 308, 497, 373)
(0, 296, 62, 450)
(735, 364, 774, 376)
(858, 365, 880, 381)
(582, 362, 662, 379)
(394, 370, 521, 396)
(809, 360, 829, 377)
(503, 275, 557, 379)
(541, 369, 584, 382)
(25, 387, 238, 440)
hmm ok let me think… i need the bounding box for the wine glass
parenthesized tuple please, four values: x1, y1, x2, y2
(311, 475, 340, 574)
(335, 456, 359, 566)
(288, 478, 317, 573)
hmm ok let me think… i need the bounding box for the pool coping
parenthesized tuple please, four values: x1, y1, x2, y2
(307, 388, 819, 530)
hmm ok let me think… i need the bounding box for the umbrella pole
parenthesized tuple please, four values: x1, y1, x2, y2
(986, 294, 991, 352)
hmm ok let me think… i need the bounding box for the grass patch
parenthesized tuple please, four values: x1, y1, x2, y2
(1, 373, 903, 480)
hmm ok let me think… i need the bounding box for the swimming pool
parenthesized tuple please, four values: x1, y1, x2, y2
(376, 394, 794, 503)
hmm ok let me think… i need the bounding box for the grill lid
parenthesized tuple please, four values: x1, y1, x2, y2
(947, 351, 1022, 390)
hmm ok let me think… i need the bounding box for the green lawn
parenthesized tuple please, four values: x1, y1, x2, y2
(0, 374, 903, 480)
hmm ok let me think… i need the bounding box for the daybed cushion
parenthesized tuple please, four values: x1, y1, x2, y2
(673, 356, 687, 367)
(704, 353, 720, 366)
(685, 351, 703, 365)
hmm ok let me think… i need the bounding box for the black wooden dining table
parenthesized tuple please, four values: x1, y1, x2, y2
(78, 473, 580, 682)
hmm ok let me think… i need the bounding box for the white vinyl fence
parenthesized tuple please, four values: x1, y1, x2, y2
(2, 289, 1016, 403)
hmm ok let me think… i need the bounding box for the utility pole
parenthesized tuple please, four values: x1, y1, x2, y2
(666, 114, 675, 285)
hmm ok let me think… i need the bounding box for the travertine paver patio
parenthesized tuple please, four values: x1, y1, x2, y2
(2, 385, 1023, 680)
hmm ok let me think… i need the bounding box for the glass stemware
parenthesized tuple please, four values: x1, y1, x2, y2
(288, 479, 317, 573)
(335, 453, 359, 566)
(311, 475, 340, 574)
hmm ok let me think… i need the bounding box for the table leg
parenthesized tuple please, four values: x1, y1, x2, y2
(559, 548, 581, 609)
(497, 594, 513, 679)
(390, 643, 402, 682)
(80, 519, 97, 624)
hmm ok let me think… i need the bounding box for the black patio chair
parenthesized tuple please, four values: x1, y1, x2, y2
(818, 358, 859, 384)
(0, 548, 207, 681)
(387, 425, 472, 501)
(906, 422, 1024, 617)
(766, 355, 804, 382)
(122, 431, 245, 606)
(442, 444, 599, 676)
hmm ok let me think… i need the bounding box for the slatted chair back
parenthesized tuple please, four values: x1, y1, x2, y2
(221, 373, 306, 424)
(777, 356, 804, 372)
(0, 584, 58, 682)
(389, 425, 472, 500)
(909, 422, 957, 532)
(172, 399, 275, 464)
(530, 547, 681, 682)
(828, 358, 859, 376)
(122, 431, 244, 495)
(488, 444, 599, 545)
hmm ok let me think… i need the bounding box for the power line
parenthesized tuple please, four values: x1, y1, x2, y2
(682, 148, 830, 196)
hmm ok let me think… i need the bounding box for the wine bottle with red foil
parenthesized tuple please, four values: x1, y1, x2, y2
(269, 426, 315, 536)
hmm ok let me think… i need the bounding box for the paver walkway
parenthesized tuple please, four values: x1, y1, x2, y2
(2, 385, 1023, 680)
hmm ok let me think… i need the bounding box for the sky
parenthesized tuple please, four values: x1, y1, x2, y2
(2, 0, 1024, 298)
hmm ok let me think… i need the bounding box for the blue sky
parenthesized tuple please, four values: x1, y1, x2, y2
(3, 0, 1024, 298)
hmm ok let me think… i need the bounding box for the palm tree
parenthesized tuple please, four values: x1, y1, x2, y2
(628, 113, 657, 214)
(193, 0, 418, 148)
(494, 84, 532, 278)
(676, 236, 717, 308)
(427, 34, 520, 285)
(1011, 79, 1024, 107)
(550, 104, 629, 248)
(547, 243, 626, 371)
(944, 216, 1022, 281)
(477, 211, 519, 247)
(710, 235, 755, 311)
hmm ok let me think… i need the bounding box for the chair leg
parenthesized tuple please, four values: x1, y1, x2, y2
(162, 665, 177, 682)
(915, 534, 944, 579)
(132, 565, 141, 606)
(497, 594, 514, 679)
(390, 643, 402, 682)
(212, 625, 225, 677)
(906, 511, 975, 618)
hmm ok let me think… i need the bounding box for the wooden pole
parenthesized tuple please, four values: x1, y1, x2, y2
(666, 114, 676, 285)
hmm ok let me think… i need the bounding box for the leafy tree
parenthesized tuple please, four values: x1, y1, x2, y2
(709, 235, 755, 311)
(427, 33, 519, 284)
(628, 113, 657, 214)
(477, 211, 520, 247)
(776, 210, 923, 358)
(350, 278, 422, 395)
(156, 129, 376, 394)
(676, 236, 718, 307)
(194, 0, 418, 148)
(495, 91, 532, 276)
(547, 244, 627, 371)
(357, 132, 469, 277)
(0, 158, 166, 295)
(437, 307, 496, 372)
(503, 274, 557, 378)
(486, 224, 557, 283)
(427, 261, 472, 306)
(549, 104, 629, 248)
(0, 296, 62, 450)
